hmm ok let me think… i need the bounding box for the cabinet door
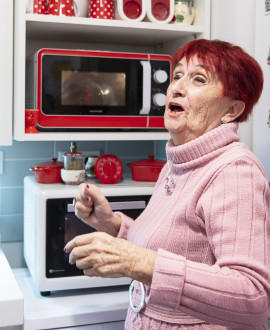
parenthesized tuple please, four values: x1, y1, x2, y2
(0, 0, 13, 146)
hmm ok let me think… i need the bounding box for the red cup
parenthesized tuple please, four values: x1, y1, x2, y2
(150, 0, 170, 21)
(47, 0, 75, 16)
(89, 0, 114, 19)
(32, 0, 48, 14)
(123, 0, 142, 19)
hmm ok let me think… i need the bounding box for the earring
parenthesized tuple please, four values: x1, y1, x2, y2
(218, 120, 223, 126)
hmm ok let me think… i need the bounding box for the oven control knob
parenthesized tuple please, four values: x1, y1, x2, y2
(153, 70, 168, 84)
(153, 93, 166, 107)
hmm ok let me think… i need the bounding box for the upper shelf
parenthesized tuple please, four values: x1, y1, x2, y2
(25, 14, 205, 45)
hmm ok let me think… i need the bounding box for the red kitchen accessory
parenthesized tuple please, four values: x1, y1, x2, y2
(29, 158, 64, 183)
(32, 0, 48, 14)
(25, 110, 39, 134)
(124, 0, 142, 19)
(94, 154, 123, 184)
(47, 0, 75, 16)
(146, 0, 174, 23)
(115, 0, 146, 21)
(127, 155, 165, 181)
(89, 0, 114, 19)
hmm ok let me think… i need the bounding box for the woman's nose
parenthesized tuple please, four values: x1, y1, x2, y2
(170, 78, 186, 96)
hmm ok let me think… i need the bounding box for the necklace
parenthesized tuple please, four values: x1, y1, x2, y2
(165, 167, 175, 195)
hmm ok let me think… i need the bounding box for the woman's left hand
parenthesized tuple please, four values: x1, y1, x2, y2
(64, 232, 157, 286)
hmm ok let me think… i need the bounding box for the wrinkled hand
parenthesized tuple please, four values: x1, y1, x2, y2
(74, 183, 121, 237)
(64, 232, 157, 286)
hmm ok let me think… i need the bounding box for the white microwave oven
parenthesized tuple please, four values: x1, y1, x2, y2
(24, 176, 154, 295)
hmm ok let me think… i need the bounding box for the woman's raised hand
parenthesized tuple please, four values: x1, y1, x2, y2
(74, 183, 121, 237)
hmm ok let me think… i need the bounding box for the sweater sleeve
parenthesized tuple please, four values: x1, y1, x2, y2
(149, 158, 270, 328)
(116, 212, 134, 240)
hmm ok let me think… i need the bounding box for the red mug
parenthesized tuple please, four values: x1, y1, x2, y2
(89, 0, 114, 19)
(47, 0, 75, 16)
(123, 0, 142, 19)
(27, 0, 47, 14)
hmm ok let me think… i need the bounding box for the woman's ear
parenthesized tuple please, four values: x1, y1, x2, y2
(221, 100, 245, 123)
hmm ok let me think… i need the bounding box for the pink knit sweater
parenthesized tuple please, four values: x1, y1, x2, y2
(117, 122, 270, 329)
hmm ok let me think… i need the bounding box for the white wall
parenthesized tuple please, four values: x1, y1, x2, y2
(253, 2, 270, 179)
(210, 0, 256, 149)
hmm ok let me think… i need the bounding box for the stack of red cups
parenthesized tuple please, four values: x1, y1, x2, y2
(89, 0, 114, 19)
(47, 0, 75, 16)
(33, 0, 48, 14)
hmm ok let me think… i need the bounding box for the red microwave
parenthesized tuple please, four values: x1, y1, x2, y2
(26, 49, 172, 131)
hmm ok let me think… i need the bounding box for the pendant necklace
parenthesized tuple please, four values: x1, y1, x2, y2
(165, 165, 175, 195)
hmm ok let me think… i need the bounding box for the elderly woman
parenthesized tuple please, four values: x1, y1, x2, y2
(64, 39, 270, 329)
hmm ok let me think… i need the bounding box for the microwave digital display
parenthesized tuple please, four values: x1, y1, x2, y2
(61, 71, 126, 107)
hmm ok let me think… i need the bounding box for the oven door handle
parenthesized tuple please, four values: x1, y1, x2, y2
(67, 200, 146, 213)
(139, 61, 151, 115)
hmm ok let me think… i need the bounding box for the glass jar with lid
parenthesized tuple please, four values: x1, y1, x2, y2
(173, 0, 195, 25)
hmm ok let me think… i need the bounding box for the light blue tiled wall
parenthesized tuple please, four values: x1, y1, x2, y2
(0, 139, 167, 268)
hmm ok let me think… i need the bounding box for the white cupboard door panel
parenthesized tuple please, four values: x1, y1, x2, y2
(0, 0, 13, 146)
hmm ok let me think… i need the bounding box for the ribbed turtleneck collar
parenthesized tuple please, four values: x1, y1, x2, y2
(166, 122, 240, 170)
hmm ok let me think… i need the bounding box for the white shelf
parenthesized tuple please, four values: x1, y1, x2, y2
(26, 14, 205, 45)
(23, 131, 170, 141)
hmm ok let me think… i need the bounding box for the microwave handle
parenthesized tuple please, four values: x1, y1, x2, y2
(67, 200, 146, 213)
(139, 61, 151, 115)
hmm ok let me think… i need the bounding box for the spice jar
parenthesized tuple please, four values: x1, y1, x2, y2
(173, 0, 195, 25)
(61, 142, 86, 185)
(63, 142, 85, 170)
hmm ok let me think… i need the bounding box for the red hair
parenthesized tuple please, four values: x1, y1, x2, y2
(172, 39, 263, 122)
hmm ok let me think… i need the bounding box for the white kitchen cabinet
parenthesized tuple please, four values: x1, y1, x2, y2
(13, 0, 210, 142)
(13, 268, 128, 330)
(0, 0, 13, 146)
(0, 250, 23, 328)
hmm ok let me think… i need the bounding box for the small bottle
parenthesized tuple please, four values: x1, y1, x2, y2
(174, 0, 195, 25)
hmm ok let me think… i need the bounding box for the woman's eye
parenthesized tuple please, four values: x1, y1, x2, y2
(194, 76, 206, 83)
(173, 73, 183, 80)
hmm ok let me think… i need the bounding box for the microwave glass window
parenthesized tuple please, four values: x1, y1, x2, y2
(64, 213, 96, 245)
(41, 55, 143, 116)
(61, 71, 126, 107)
(46, 196, 151, 278)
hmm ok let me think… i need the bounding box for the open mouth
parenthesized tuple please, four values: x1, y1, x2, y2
(169, 102, 184, 113)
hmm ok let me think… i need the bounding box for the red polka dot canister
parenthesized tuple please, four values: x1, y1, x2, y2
(32, 0, 47, 14)
(47, 0, 75, 16)
(89, 0, 114, 19)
